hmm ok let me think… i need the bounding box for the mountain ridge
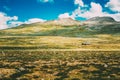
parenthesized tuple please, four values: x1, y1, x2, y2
(0, 16, 120, 36)
(43, 18, 80, 26)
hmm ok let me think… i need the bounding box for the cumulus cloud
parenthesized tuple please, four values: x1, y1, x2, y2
(37, 0, 54, 3)
(0, 12, 18, 29)
(0, 12, 46, 30)
(81, 2, 104, 18)
(12, 18, 46, 26)
(74, 0, 84, 7)
(71, 0, 120, 21)
(25, 18, 46, 24)
(72, 2, 105, 19)
(8, 21, 24, 27)
(105, 0, 120, 12)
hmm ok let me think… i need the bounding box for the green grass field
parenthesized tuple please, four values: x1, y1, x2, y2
(0, 35, 120, 50)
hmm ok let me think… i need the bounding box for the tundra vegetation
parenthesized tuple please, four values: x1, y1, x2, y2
(0, 51, 120, 80)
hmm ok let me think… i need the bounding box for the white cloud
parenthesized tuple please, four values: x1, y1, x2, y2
(72, 1, 120, 21)
(0, 12, 18, 29)
(105, 0, 120, 12)
(0, 12, 46, 30)
(9, 21, 24, 27)
(37, 0, 54, 3)
(8, 18, 46, 27)
(25, 18, 46, 24)
(58, 13, 74, 19)
(72, 2, 104, 19)
(74, 0, 84, 7)
(81, 2, 104, 18)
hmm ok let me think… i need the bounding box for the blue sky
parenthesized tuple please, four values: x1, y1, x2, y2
(0, 0, 76, 21)
(0, 0, 120, 29)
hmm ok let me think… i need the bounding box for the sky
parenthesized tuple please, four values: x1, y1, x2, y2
(0, 0, 120, 29)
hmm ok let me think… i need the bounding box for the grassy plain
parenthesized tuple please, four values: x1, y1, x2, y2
(0, 35, 120, 50)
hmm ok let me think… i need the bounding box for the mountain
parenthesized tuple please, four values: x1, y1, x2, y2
(54, 18, 80, 26)
(0, 17, 120, 37)
(44, 18, 80, 26)
(81, 16, 120, 33)
(0, 18, 81, 36)
(82, 16, 116, 25)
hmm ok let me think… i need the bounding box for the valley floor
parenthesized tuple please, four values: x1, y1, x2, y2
(0, 34, 120, 50)
(0, 34, 120, 80)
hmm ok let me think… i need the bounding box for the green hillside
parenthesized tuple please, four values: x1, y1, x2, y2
(1, 23, 120, 37)
(0, 22, 90, 37)
(0, 18, 120, 50)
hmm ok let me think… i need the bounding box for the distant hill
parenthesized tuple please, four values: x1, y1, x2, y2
(0, 16, 120, 37)
(82, 16, 120, 33)
(44, 18, 80, 26)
